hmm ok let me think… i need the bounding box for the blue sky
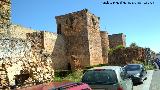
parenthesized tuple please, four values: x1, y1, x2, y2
(11, 0, 160, 53)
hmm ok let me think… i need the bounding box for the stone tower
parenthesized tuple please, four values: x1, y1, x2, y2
(100, 31, 109, 64)
(109, 33, 126, 49)
(55, 9, 103, 69)
(0, 0, 11, 28)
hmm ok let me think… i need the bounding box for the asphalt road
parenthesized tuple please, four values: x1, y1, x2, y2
(149, 70, 160, 90)
(133, 70, 160, 90)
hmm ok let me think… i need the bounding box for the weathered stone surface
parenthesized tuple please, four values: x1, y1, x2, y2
(86, 12, 103, 66)
(55, 9, 103, 70)
(43, 32, 67, 70)
(100, 31, 109, 64)
(108, 47, 146, 65)
(0, 1, 128, 88)
(0, 38, 54, 88)
(109, 33, 126, 49)
(10, 25, 36, 39)
(27, 31, 67, 70)
(0, 0, 11, 29)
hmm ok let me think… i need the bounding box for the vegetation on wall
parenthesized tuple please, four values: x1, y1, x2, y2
(53, 64, 108, 82)
(108, 45, 125, 55)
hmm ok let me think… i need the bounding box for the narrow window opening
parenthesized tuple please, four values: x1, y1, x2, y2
(57, 24, 61, 34)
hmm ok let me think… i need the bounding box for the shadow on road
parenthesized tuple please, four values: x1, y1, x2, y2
(133, 82, 143, 86)
(133, 77, 147, 86)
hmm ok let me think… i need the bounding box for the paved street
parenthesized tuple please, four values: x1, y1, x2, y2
(133, 70, 160, 90)
(149, 70, 160, 90)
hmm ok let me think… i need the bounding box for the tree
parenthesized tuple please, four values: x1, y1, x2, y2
(130, 42, 138, 48)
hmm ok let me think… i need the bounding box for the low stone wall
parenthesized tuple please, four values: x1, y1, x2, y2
(27, 31, 67, 70)
(108, 47, 146, 65)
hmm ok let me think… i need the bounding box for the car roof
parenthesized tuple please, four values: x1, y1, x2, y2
(89, 66, 122, 71)
(125, 64, 144, 68)
(87, 66, 123, 81)
(127, 64, 142, 65)
(126, 64, 143, 66)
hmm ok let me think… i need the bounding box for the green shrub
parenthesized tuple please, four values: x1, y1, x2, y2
(63, 70, 83, 82)
(54, 70, 72, 77)
(144, 64, 155, 70)
(54, 64, 109, 82)
(108, 45, 125, 55)
(53, 70, 83, 82)
(53, 76, 63, 82)
(115, 45, 125, 50)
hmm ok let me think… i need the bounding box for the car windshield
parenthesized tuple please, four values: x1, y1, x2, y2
(82, 69, 118, 85)
(125, 65, 140, 71)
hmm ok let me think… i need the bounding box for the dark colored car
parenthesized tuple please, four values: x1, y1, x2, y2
(154, 58, 160, 69)
(124, 64, 147, 84)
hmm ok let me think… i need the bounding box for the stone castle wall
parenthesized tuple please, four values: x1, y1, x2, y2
(0, 0, 11, 29)
(43, 31, 57, 54)
(0, 0, 129, 88)
(108, 47, 146, 65)
(10, 25, 36, 39)
(55, 9, 90, 69)
(0, 38, 54, 88)
(0, 25, 66, 88)
(43, 32, 67, 70)
(27, 31, 67, 70)
(55, 9, 104, 69)
(100, 31, 109, 64)
(109, 33, 126, 48)
(0, 0, 11, 39)
(86, 11, 103, 66)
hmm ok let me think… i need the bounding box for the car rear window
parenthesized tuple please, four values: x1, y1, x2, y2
(125, 65, 140, 71)
(82, 69, 118, 85)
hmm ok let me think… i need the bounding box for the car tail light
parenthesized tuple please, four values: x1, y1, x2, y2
(117, 86, 123, 90)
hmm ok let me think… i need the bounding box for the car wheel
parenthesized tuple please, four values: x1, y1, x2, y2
(144, 77, 147, 80)
(139, 78, 143, 84)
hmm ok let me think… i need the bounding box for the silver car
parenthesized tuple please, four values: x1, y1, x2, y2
(82, 66, 133, 90)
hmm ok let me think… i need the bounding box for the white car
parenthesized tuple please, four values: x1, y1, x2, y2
(82, 66, 133, 90)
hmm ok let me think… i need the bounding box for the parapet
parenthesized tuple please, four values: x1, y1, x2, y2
(9, 24, 38, 40)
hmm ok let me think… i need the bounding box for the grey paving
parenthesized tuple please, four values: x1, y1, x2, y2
(149, 70, 160, 90)
(133, 70, 153, 90)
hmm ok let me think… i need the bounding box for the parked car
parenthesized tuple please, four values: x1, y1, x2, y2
(50, 82, 92, 90)
(82, 66, 133, 90)
(154, 58, 160, 69)
(124, 64, 147, 84)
